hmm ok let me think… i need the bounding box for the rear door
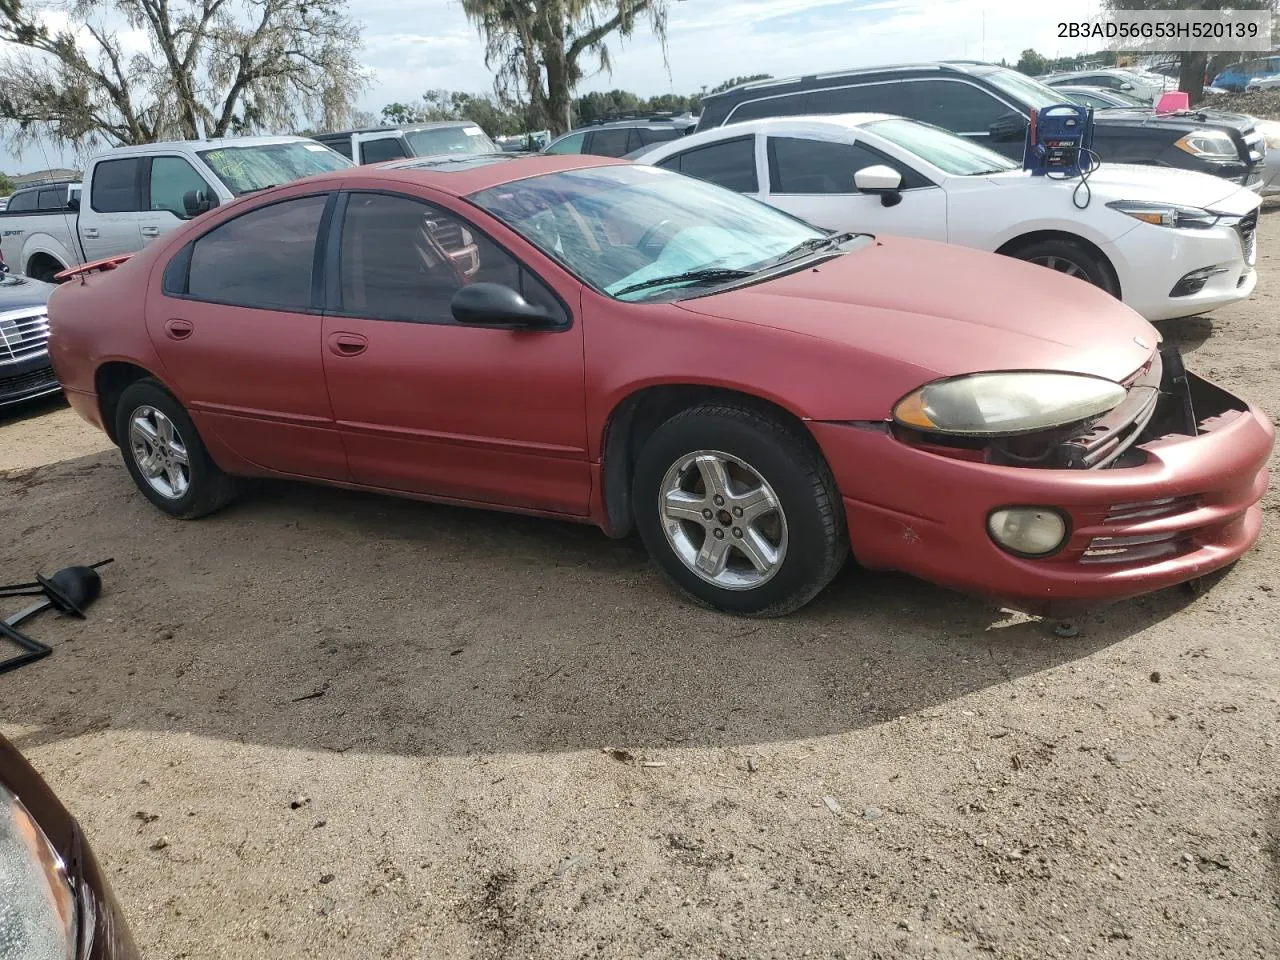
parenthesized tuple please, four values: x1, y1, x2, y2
(762, 134, 946, 239)
(140, 154, 218, 246)
(147, 191, 349, 480)
(80, 157, 146, 259)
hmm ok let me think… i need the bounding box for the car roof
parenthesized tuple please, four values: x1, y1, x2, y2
(700, 60, 998, 102)
(91, 135, 319, 160)
(287, 152, 628, 197)
(315, 121, 482, 138)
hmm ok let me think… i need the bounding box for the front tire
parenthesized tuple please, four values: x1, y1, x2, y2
(113, 379, 237, 519)
(632, 403, 848, 617)
(1008, 238, 1119, 297)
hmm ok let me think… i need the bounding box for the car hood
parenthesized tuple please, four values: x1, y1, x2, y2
(1095, 107, 1256, 135)
(0, 275, 53, 310)
(984, 162, 1260, 212)
(676, 237, 1157, 386)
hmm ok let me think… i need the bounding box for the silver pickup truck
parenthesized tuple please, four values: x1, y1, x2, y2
(0, 135, 351, 281)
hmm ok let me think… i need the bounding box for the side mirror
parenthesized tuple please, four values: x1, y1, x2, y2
(988, 113, 1029, 142)
(67, 195, 79, 212)
(451, 282, 561, 329)
(853, 164, 904, 207)
(182, 189, 218, 219)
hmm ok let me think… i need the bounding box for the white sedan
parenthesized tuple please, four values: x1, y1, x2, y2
(635, 114, 1261, 322)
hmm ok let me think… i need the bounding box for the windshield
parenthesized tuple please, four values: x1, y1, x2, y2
(864, 118, 1019, 175)
(405, 126, 500, 157)
(983, 67, 1065, 110)
(198, 141, 352, 195)
(469, 165, 829, 301)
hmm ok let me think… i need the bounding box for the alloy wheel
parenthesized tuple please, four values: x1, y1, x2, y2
(658, 450, 788, 590)
(128, 405, 191, 500)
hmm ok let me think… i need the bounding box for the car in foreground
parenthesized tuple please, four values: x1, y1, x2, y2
(695, 62, 1267, 190)
(311, 121, 502, 164)
(47, 155, 1273, 616)
(0, 136, 352, 281)
(0, 273, 58, 407)
(0, 732, 139, 958)
(637, 113, 1262, 322)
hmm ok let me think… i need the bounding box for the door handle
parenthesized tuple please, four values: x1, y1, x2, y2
(81, 227, 99, 239)
(141, 226, 160, 238)
(164, 318, 193, 340)
(327, 332, 368, 356)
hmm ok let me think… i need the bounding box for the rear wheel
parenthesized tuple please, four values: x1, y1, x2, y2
(113, 379, 237, 519)
(1008, 238, 1119, 297)
(632, 403, 848, 617)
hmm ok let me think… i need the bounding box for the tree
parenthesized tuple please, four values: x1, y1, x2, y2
(1015, 49, 1049, 76)
(461, 0, 671, 135)
(1103, 0, 1277, 105)
(708, 74, 771, 95)
(0, 0, 369, 150)
(0, 172, 12, 197)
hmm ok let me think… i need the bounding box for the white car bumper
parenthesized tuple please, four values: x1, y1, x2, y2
(1107, 213, 1258, 322)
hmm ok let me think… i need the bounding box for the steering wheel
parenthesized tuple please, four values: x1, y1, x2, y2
(637, 218, 675, 252)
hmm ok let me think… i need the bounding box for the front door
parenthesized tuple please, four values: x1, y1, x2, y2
(140, 155, 218, 247)
(145, 192, 350, 481)
(761, 135, 948, 240)
(320, 190, 591, 515)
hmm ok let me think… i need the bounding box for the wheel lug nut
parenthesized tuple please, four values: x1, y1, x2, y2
(702, 508, 714, 520)
(713, 528, 725, 540)
(732, 506, 743, 517)
(733, 527, 742, 538)
(713, 495, 725, 506)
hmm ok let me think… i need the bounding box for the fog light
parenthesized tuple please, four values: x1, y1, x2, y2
(1170, 265, 1228, 297)
(987, 507, 1068, 557)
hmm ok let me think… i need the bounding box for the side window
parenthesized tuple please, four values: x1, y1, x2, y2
(36, 188, 65, 211)
(149, 156, 214, 218)
(319, 138, 353, 160)
(729, 92, 810, 124)
(655, 154, 680, 172)
(7, 191, 35, 212)
(908, 80, 1008, 132)
(90, 158, 143, 213)
(807, 83, 914, 116)
(186, 194, 327, 310)
(545, 132, 587, 155)
(337, 192, 565, 325)
(589, 128, 633, 157)
(639, 127, 681, 146)
(671, 137, 758, 192)
(360, 137, 408, 163)
(767, 136, 930, 194)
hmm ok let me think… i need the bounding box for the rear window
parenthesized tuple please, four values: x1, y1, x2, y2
(91, 158, 143, 213)
(6, 191, 36, 212)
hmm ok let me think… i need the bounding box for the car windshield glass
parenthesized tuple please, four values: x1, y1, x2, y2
(469, 165, 832, 302)
(197, 142, 352, 195)
(863, 118, 1018, 175)
(405, 126, 500, 156)
(983, 67, 1064, 110)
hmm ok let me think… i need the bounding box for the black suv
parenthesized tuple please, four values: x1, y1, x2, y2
(544, 114, 697, 159)
(696, 61, 1265, 187)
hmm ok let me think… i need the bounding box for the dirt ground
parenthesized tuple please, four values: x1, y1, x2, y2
(3, 217, 1280, 960)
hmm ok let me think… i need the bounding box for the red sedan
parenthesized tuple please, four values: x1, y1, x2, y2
(47, 155, 1273, 616)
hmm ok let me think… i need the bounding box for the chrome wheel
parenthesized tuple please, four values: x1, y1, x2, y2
(658, 450, 788, 590)
(128, 405, 190, 500)
(1029, 255, 1088, 280)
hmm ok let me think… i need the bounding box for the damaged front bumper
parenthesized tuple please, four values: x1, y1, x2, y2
(811, 348, 1275, 615)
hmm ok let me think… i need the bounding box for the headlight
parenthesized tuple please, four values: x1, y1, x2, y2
(893, 372, 1127, 437)
(0, 783, 78, 960)
(1174, 129, 1238, 161)
(1106, 200, 1219, 229)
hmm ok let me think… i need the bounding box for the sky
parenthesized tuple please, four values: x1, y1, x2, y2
(0, 0, 1104, 175)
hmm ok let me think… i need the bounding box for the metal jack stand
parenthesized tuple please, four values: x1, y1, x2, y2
(0, 559, 114, 674)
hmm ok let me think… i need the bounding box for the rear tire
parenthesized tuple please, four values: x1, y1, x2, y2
(113, 379, 237, 519)
(632, 403, 848, 617)
(1007, 238, 1119, 297)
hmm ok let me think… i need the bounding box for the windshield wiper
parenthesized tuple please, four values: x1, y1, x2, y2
(765, 230, 862, 266)
(613, 267, 757, 297)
